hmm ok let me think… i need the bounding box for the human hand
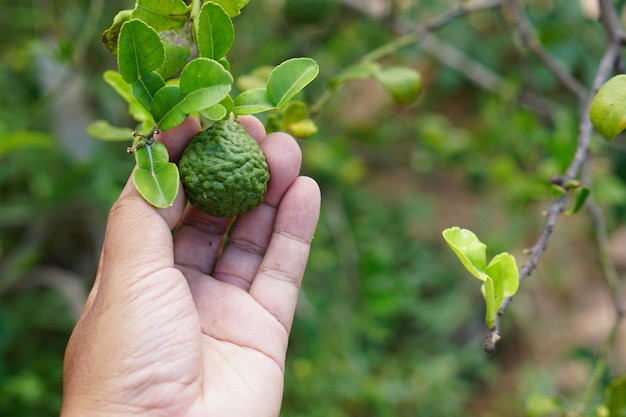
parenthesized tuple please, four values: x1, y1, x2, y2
(61, 116, 321, 417)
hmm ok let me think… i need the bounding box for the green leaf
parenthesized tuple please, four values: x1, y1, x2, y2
(102, 9, 133, 54)
(117, 19, 165, 84)
(86, 121, 135, 141)
(133, 0, 191, 31)
(267, 58, 319, 109)
(525, 393, 565, 417)
(374, 66, 423, 105)
(103, 70, 154, 124)
(209, 0, 250, 16)
(486, 252, 519, 307)
(480, 278, 497, 329)
(201, 104, 228, 120)
(590, 74, 626, 141)
(442, 227, 489, 281)
(0, 131, 53, 157)
(197, 2, 234, 60)
(132, 141, 179, 208)
(566, 186, 590, 215)
(233, 88, 275, 115)
(131, 71, 166, 111)
(606, 376, 626, 417)
(151, 58, 232, 130)
(151, 85, 186, 131)
(157, 27, 194, 79)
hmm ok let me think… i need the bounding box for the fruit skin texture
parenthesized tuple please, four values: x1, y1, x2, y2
(179, 120, 269, 217)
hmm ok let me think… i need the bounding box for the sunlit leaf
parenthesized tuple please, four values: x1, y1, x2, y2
(486, 252, 519, 308)
(442, 227, 489, 281)
(133, 0, 191, 31)
(480, 278, 497, 328)
(267, 58, 319, 109)
(86, 121, 134, 141)
(590, 74, 626, 141)
(201, 104, 227, 121)
(103, 70, 155, 124)
(0, 131, 53, 157)
(606, 376, 626, 417)
(132, 141, 179, 208)
(197, 2, 234, 60)
(233, 88, 275, 115)
(117, 19, 165, 84)
(209, 0, 250, 16)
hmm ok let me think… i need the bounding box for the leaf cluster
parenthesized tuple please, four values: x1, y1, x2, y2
(95, 0, 319, 207)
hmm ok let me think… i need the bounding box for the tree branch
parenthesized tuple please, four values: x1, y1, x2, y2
(484, 0, 624, 353)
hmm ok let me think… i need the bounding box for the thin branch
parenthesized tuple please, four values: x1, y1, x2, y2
(361, 0, 507, 63)
(506, 0, 588, 101)
(484, 0, 624, 353)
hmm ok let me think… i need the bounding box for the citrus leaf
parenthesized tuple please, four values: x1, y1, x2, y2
(201, 104, 228, 121)
(590, 74, 626, 141)
(0, 131, 53, 157)
(233, 88, 275, 115)
(131, 71, 166, 111)
(86, 121, 134, 141)
(102, 9, 133, 54)
(606, 376, 626, 417)
(133, 0, 191, 31)
(486, 252, 519, 302)
(152, 59, 232, 130)
(209, 0, 250, 16)
(565, 186, 590, 215)
(117, 19, 165, 84)
(179, 57, 233, 98)
(374, 66, 423, 105)
(132, 141, 179, 208)
(157, 27, 194, 79)
(151, 85, 186, 131)
(442, 227, 489, 281)
(197, 2, 234, 60)
(480, 278, 497, 329)
(267, 57, 319, 109)
(103, 70, 155, 124)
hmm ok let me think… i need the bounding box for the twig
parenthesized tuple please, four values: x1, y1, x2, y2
(361, 0, 507, 63)
(484, 0, 624, 353)
(506, 0, 588, 101)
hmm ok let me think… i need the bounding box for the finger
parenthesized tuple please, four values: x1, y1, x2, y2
(238, 115, 266, 141)
(249, 177, 321, 332)
(212, 132, 303, 289)
(95, 118, 199, 291)
(173, 130, 302, 278)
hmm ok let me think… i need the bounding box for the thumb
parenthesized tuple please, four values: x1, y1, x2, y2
(99, 117, 201, 287)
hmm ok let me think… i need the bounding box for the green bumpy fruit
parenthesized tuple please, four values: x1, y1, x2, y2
(179, 120, 269, 217)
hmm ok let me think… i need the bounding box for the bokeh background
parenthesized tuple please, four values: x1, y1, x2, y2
(2, 0, 626, 415)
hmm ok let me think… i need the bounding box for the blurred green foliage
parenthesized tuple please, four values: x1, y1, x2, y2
(1, 1, 626, 416)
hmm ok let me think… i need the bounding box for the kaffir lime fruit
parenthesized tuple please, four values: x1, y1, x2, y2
(179, 120, 269, 217)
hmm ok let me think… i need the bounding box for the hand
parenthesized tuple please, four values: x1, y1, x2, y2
(61, 116, 321, 417)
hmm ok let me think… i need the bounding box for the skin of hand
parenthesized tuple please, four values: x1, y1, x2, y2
(60, 116, 321, 417)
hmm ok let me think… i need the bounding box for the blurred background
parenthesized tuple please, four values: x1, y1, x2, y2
(1, 0, 626, 415)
